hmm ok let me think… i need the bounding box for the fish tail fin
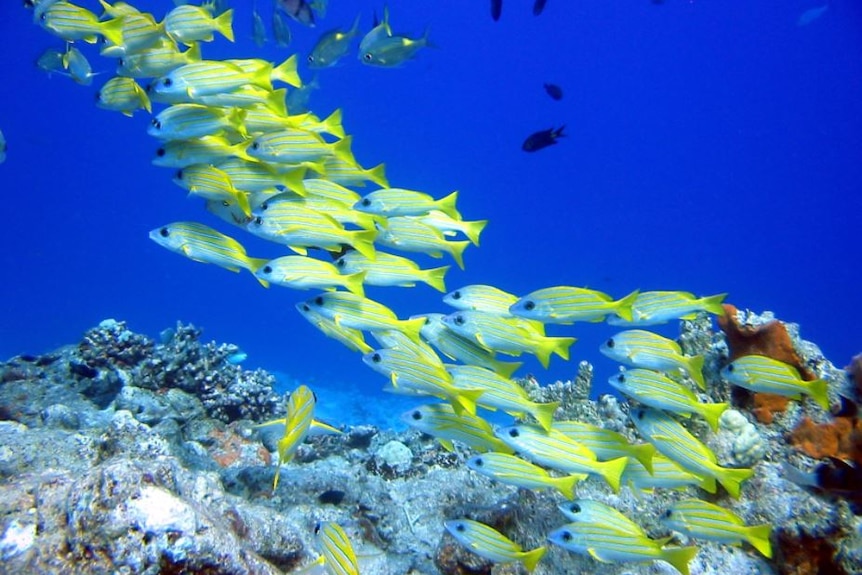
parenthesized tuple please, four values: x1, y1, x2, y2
(272, 54, 302, 88)
(419, 26, 434, 48)
(185, 41, 203, 62)
(267, 87, 288, 115)
(216, 9, 235, 42)
(699, 475, 717, 493)
(422, 265, 450, 293)
(745, 524, 773, 558)
(99, 17, 125, 47)
(687, 355, 706, 390)
(493, 360, 522, 379)
(235, 190, 252, 217)
(247, 257, 270, 288)
(717, 466, 755, 499)
(398, 317, 427, 345)
(448, 240, 471, 270)
(450, 388, 483, 417)
(550, 336, 577, 360)
(366, 162, 388, 187)
(331, 136, 356, 166)
(520, 546, 546, 573)
(700, 293, 728, 316)
(342, 271, 366, 297)
(553, 473, 584, 500)
(530, 401, 559, 432)
(699, 401, 729, 432)
(599, 456, 629, 493)
(280, 167, 307, 195)
(808, 378, 831, 410)
(553, 125, 566, 139)
(436, 190, 461, 220)
(464, 219, 488, 246)
(350, 229, 377, 261)
(660, 546, 698, 575)
(613, 290, 640, 322)
(227, 107, 248, 138)
(630, 442, 656, 474)
(320, 108, 345, 139)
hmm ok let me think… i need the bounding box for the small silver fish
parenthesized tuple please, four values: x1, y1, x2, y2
(252, 2, 267, 46)
(272, 9, 292, 47)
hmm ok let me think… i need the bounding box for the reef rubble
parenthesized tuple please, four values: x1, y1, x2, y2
(0, 314, 859, 575)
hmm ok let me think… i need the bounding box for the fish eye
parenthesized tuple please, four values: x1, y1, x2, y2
(473, 458, 483, 467)
(251, 142, 260, 150)
(411, 410, 422, 420)
(261, 202, 269, 211)
(663, 509, 673, 518)
(176, 169, 183, 179)
(262, 266, 272, 274)
(451, 291, 461, 300)
(454, 315, 464, 325)
(606, 338, 615, 348)
(560, 531, 572, 542)
(40, 12, 47, 21)
(162, 78, 172, 87)
(222, 201, 230, 207)
(569, 503, 581, 513)
(362, 53, 373, 62)
(314, 296, 324, 306)
(371, 353, 381, 363)
(617, 374, 625, 382)
(635, 409, 645, 420)
(336, 259, 345, 267)
(155, 148, 165, 157)
(727, 364, 735, 372)
(94, 91, 101, 102)
(307, 55, 314, 63)
(360, 198, 371, 206)
(313, 522, 321, 535)
(301, 304, 310, 312)
(159, 227, 169, 237)
(151, 119, 161, 130)
(254, 216, 262, 225)
(524, 300, 535, 311)
(118, 58, 125, 67)
(455, 523, 465, 532)
(507, 428, 519, 438)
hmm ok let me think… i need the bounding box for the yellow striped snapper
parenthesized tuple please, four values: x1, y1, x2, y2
(255, 255, 365, 295)
(225, 56, 302, 88)
(302, 292, 426, 343)
(600, 329, 706, 390)
(622, 454, 711, 494)
(259, 193, 377, 230)
(150, 60, 273, 102)
(98, 8, 164, 57)
(720, 355, 830, 410)
(354, 189, 460, 219)
(302, 178, 360, 205)
(271, 384, 315, 490)
(242, 106, 343, 140)
(609, 368, 728, 431)
(321, 156, 388, 188)
(557, 499, 648, 536)
(552, 420, 656, 473)
(247, 203, 377, 260)
(248, 130, 354, 167)
(466, 452, 585, 498)
(375, 217, 470, 270)
(96, 76, 151, 116)
(295, 301, 373, 354)
(630, 407, 753, 498)
(313, 522, 360, 575)
(62, 45, 97, 86)
(607, 291, 727, 326)
(38, 1, 124, 46)
(418, 313, 522, 378)
(217, 157, 305, 194)
(148, 222, 269, 287)
(173, 164, 251, 216)
(149, 104, 247, 141)
(447, 364, 558, 431)
(153, 135, 253, 167)
(441, 310, 574, 369)
(414, 211, 487, 246)
(197, 86, 288, 115)
(495, 424, 628, 492)
(370, 328, 441, 364)
(547, 522, 697, 575)
(205, 199, 253, 228)
(116, 39, 201, 79)
(335, 251, 449, 292)
(401, 404, 514, 454)
(363, 348, 481, 416)
(307, 15, 362, 69)
(661, 498, 772, 558)
(510, 286, 639, 324)
(445, 519, 546, 573)
(443, 284, 519, 315)
(164, 5, 234, 45)
(97, 1, 140, 17)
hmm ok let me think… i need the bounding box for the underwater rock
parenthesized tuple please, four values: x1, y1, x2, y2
(375, 440, 413, 473)
(719, 409, 768, 466)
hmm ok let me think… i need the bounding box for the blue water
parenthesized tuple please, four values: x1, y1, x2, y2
(1, 1, 860, 425)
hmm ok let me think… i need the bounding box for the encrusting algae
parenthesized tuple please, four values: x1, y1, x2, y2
(16, 1, 862, 574)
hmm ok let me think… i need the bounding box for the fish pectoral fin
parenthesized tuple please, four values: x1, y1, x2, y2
(587, 548, 612, 563)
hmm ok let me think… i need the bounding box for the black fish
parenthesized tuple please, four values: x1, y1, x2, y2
(544, 83, 563, 101)
(522, 126, 565, 152)
(491, 0, 502, 21)
(278, 0, 315, 27)
(533, 0, 547, 16)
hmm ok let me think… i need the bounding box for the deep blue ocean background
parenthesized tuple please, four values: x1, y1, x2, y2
(1, 0, 860, 427)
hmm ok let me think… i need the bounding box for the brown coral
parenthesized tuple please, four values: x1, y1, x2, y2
(789, 416, 862, 464)
(717, 304, 815, 380)
(752, 393, 791, 424)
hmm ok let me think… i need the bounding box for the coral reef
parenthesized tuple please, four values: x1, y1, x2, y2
(790, 416, 862, 464)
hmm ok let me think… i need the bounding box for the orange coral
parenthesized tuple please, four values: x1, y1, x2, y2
(752, 393, 791, 424)
(789, 416, 862, 464)
(717, 304, 815, 380)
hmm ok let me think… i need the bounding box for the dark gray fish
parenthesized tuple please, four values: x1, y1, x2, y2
(491, 0, 502, 21)
(522, 126, 565, 152)
(533, 0, 547, 15)
(278, 0, 315, 27)
(272, 8, 292, 47)
(544, 83, 563, 101)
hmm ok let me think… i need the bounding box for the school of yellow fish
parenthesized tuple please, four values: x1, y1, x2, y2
(28, 1, 832, 573)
